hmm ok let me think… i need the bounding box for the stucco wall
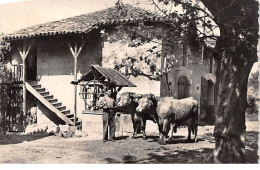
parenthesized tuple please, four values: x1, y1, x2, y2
(160, 42, 216, 120)
(119, 75, 160, 96)
(37, 34, 102, 118)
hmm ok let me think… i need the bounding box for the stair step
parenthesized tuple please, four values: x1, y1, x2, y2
(52, 102, 62, 107)
(39, 91, 49, 96)
(28, 81, 39, 85)
(61, 110, 70, 114)
(44, 95, 53, 100)
(56, 106, 66, 111)
(70, 117, 78, 122)
(76, 121, 82, 126)
(35, 88, 45, 93)
(64, 113, 74, 118)
(31, 84, 41, 88)
(48, 99, 58, 103)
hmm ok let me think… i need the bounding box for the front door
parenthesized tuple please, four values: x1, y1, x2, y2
(200, 77, 215, 124)
(178, 76, 190, 99)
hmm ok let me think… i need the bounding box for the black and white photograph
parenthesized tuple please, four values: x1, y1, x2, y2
(0, 0, 259, 164)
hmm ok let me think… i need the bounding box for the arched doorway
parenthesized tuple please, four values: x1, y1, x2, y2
(178, 76, 190, 99)
(200, 77, 215, 124)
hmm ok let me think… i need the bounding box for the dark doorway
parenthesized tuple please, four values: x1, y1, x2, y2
(200, 77, 215, 124)
(26, 45, 37, 81)
(178, 76, 190, 99)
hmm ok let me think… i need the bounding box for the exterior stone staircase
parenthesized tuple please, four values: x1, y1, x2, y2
(26, 81, 81, 127)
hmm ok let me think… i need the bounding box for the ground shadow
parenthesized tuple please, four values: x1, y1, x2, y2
(147, 135, 204, 145)
(0, 134, 50, 145)
(115, 136, 129, 140)
(104, 147, 214, 163)
(104, 130, 258, 163)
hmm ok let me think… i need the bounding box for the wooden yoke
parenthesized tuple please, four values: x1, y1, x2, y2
(68, 38, 87, 126)
(17, 39, 34, 129)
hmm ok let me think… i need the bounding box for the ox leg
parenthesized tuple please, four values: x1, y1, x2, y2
(193, 118, 198, 143)
(131, 114, 137, 139)
(158, 123, 164, 145)
(141, 118, 147, 140)
(193, 104, 198, 143)
(187, 127, 192, 142)
(187, 119, 192, 142)
(159, 119, 168, 145)
(169, 124, 176, 139)
(165, 124, 173, 142)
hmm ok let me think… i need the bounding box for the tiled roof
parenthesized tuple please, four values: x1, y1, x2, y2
(4, 4, 165, 41)
(79, 65, 136, 87)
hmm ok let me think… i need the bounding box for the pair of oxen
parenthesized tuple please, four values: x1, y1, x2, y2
(117, 92, 198, 145)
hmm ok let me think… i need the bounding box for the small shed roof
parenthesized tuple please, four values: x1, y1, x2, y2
(3, 4, 169, 41)
(78, 65, 136, 87)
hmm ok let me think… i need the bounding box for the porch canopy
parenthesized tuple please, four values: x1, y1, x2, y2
(77, 64, 136, 88)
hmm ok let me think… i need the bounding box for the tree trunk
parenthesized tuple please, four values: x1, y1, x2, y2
(208, 0, 259, 163)
(213, 52, 254, 163)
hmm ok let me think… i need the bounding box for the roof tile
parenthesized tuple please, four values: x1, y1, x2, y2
(4, 4, 160, 40)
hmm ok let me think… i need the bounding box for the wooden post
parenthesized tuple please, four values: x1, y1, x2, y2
(18, 39, 34, 128)
(68, 38, 86, 126)
(22, 59, 26, 127)
(74, 52, 78, 126)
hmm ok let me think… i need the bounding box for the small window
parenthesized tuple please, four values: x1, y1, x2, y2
(209, 58, 214, 73)
(182, 45, 188, 67)
(182, 44, 187, 56)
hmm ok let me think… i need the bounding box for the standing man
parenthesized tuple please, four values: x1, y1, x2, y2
(98, 89, 116, 143)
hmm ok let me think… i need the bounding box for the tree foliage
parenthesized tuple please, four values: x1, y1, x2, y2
(0, 34, 23, 132)
(0, 34, 10, 62)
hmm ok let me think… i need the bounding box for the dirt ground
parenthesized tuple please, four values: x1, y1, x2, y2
(0, 121, 258, 164)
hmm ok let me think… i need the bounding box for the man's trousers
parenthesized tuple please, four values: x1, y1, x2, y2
(102, 109, 116, 141)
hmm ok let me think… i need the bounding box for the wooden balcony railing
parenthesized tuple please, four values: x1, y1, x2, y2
(11, 65, 23, 83)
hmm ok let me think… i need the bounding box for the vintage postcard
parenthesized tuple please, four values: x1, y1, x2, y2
(0, 0, 259, 164)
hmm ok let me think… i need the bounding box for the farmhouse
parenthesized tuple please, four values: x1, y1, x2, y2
(1, 4, 215, 132)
